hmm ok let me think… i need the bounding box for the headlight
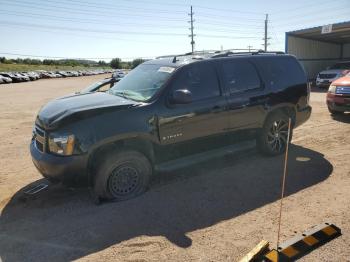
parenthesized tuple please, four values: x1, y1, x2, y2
(328, 85, 336, 94)
(48, 134, 75, 155)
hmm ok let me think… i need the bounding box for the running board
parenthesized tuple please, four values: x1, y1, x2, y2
(23, 183, 49, 195)
(155, 140, 256, 173)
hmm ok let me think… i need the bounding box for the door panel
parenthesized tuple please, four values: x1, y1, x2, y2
(220, 59, 266, 131)
(156, 62, 230, 162)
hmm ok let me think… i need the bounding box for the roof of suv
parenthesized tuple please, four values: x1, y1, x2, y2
(145, 50, 291, 68)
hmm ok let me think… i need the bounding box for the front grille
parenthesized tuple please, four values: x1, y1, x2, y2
(34, 125, 46, 152)
(319, 73, 337, 79)
(336, 86, 350, 96)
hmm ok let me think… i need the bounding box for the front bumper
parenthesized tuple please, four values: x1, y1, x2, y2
(327, 94, 350, 112)
(295, 105, 312, 128)
(316, 78, 337, 88)
(30, 140, 89, 185)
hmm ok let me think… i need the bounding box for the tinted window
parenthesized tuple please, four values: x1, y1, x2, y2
(171, 62, 220, 101)
(222, 60, 261, 93)
(256, 57, 306, 89)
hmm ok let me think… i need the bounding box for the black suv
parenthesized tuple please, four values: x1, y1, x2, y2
(31, 51, 311, 201)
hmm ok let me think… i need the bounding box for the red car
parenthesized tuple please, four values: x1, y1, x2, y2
(327, 74, 350, 114)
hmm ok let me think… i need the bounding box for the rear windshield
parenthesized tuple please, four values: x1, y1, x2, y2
(109, 64, 175, 102)
(330, 62, 350, 69)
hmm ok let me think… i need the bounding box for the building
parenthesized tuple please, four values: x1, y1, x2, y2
(285, 21, 350, 80)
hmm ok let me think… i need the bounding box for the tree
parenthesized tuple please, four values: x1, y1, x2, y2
(98, 60, 107, 66)
(131, 58, 145, 69)
(110, 58, 121, 69)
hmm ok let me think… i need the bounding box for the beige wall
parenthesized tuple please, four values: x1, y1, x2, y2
(343, 43, 350, 58)
(287, 35, 342, 79)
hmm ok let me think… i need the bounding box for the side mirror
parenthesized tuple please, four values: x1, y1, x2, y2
(170, 89, 192, 104)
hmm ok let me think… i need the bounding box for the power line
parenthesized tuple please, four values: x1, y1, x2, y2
(0, 24, 172, 44)
(0, 10, 186, 30)
(0, 9, 264, 32)
(272, 5, 349, 22)
(194, 4, 264, 15)
(270, 10, 350, 28)
(197, 34, 260, 39)
(271, 0, 345, 15)
(39, 0, 187, 15)
(0, 20, 261, 40)
(3, 0, 186, 22)
(0, 21, 187, 36)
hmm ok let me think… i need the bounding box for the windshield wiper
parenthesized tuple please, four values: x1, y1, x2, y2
(110, 90, 127, 99)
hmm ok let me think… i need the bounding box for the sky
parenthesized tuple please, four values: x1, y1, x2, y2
(0, 0, 349, 61)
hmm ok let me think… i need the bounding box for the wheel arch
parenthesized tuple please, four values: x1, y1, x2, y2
(86, 137, 155, 186)
(265, 104, 296, 126)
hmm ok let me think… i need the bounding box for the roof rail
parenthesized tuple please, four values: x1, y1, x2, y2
(156, 49, 285, 61)
(211, 50, 285, 58)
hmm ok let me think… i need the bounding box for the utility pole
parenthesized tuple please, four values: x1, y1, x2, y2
(188, 6, 195, 54)
(247, 45, 253, 52)
(263, 14, 269, 52)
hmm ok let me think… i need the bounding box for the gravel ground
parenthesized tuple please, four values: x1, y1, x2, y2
(0, 76, 349, 261)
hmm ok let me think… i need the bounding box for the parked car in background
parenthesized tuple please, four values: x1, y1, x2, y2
(0, 73, 22, 82)
(112, 71, 125, 80)
(40, 71, 58, 78)
(0, 74, 13, 84)
(15, 73, 30, 81)
(28, 71, 40, 80)
(327, 73, 350, 115)
(21, 72, 38, 81)
(56, 71, 68, 77)
(316, 61, 350, 88)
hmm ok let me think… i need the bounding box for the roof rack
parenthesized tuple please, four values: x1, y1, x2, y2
(156, 50, 219, 59)
(211, 50, 285, 58)
(156, 49, 285, 63)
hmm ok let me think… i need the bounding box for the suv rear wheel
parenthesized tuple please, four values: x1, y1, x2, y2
(257, 111, 292, 156)
(94, 150, 151, 201)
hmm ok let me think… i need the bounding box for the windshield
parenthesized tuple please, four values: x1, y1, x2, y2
(109, 64, 175, 102)
(330, 62, 350, 69)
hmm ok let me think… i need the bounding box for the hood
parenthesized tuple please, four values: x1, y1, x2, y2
(332, 75, 350, 86)
(36, 92, 139, 130)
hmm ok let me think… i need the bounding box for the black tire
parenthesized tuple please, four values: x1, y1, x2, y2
(94, 149, 152, 201)
(257, 111, 293, 156)
(328, 106, 343, 115)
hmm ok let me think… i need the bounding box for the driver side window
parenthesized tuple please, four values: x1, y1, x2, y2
(171, 63, 220, 102)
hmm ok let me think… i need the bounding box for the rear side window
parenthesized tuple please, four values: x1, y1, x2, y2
(222, 60, 261, 93)
(256, 57, 306, 89)
(171, 62, 220, 101)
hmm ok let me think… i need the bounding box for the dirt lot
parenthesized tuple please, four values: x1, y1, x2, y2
(0, 76, 349, 261)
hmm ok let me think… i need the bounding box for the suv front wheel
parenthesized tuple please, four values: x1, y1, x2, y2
(94, 149, 152, 201)
(257, 111, 292, 156)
